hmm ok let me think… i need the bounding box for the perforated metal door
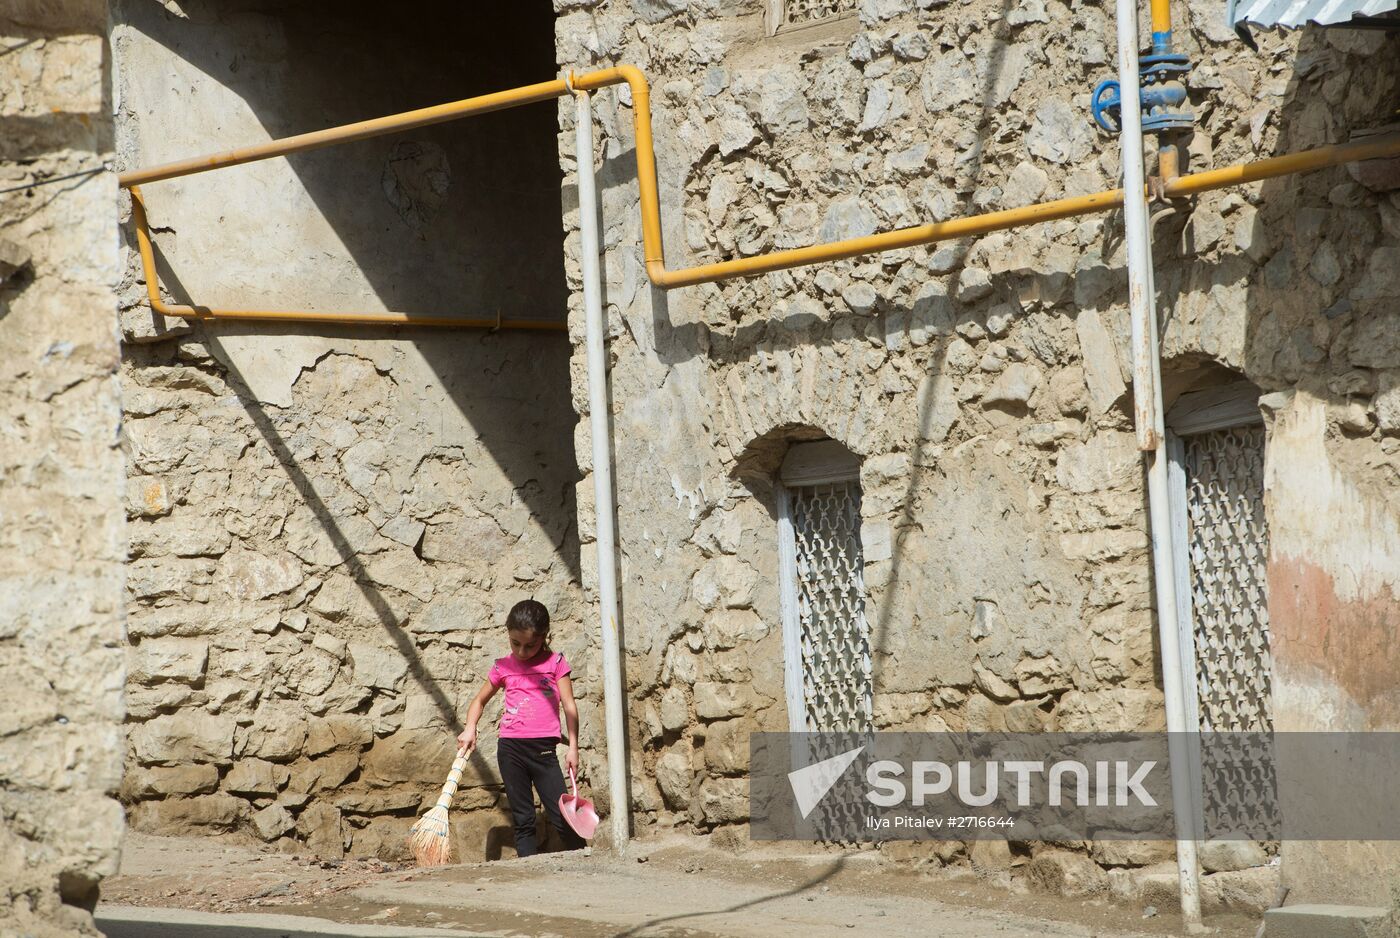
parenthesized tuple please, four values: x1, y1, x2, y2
(1185, 426, 1272, 734)
(1183, 425, 1276, 838)
(791, 480, 873, 734)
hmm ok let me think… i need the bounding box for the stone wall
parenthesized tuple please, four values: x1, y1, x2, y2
(99, 0, 1399, 899)
(551, 0, 1398, 898)
(0, 1, 127, 935)
(112, 0, 586, 860)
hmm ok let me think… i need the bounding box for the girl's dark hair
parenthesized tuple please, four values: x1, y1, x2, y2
(505, 599, 550, 638)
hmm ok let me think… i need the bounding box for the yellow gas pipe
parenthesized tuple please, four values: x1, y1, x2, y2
(120, 65, 1400, 321)
(128, 186, 565, 330)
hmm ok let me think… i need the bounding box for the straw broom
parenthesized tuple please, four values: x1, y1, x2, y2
(408, 745, 471, 866)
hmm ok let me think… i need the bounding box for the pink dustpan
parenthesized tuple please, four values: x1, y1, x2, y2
(559, 767, 599, 840)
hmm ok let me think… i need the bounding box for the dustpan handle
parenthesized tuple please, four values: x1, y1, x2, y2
(569, 765, 579, 797)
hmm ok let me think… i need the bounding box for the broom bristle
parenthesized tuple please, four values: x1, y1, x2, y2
(408, 805, 453, 866)
(407, 746, 469, 867)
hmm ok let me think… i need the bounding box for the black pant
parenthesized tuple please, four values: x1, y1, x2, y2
(496, 736, 586, 857)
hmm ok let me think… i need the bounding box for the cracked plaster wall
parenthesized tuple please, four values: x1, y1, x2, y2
(111, 0, 585, 861)
(551, 0, 1400, 901)
(0, 2, 126, 936)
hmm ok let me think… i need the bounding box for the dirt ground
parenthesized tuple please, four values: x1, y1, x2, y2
(100, 833, 1262, 937)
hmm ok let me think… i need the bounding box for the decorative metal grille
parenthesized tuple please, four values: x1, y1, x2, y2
(1183, 425, 1276, 839)
(772, 0, 859, 31)
(791, 480, 873, 734)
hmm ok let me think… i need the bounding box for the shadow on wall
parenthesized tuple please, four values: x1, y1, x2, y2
(119, 0, 580, 577)
(118, 2, 580, 605)
(114, 0, 586, 845)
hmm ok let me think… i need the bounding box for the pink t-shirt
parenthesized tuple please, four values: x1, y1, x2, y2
(489, 650, 571, 739)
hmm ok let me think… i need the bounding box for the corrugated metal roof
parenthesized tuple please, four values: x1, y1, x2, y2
(1230, 0, 1397, 27)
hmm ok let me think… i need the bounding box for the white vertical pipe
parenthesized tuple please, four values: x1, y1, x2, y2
(575, 88, 630, 851)
(775, 485, 807, 734)
(1112, 1, 1202, 926)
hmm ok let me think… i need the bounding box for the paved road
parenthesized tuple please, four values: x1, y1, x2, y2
(97, 906, 488, 938)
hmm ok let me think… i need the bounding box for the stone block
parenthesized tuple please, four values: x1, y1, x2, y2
(305, 714, 375, 756)
(1199, 838, 1269, 872)
(639, 702, 663, 744)
(124, 684, 194, 721)
(127, 476, 173, 518)
(224, 759, 290, 795)
(655, 750, 693, 811)
(881, 841, 947, 867)
(1264, 905, 1393, 938)
(1013, 654, 1071, 696)
(982, 362, 1042, 410)
(1058, 528, 1147, 563)
(294, 750, 361, 795)
(128, 794, 245, 833)
(955, 267, 994, 303)
(362, 550, 434, 602)
(220, 549, 304, 600)
(693, 681, 754, 721)
(659, 687, 689, 733)
(972, 661, 1018, 702)
(348, 641, 410, 691)
(1056, 689, 1164, 732)
(1374, 370, 1400, 433)
(841, 282, 878, 315)
(281, 648, 341, 697)
(1179, 204, 1225, 256)
(128, 638, 209, 685)
(248, 706, 308, 763)
(1026, 849, 1109, 897)
(251, 804, 294, 842)
(1055, 432, 1140, 494)
(0, 237, 31, 281)
(412, 596, 482, 635)
(702, 719, 749, 776)
(706, 608, 766, 650)
(300, 803, 345, 860)
(1123, 862, 1181, 908)
(698, 777, 748, 826)
(348, 817, 414, 861)
(121, 764, 219, 799)
(1089, 838, 1174, 867)
(969, 839, 1014, 872)
(1074, 308, 1127, 415)
(1050, 367, 1090, 416)
(129, 713, 237, 766)
(362, 729, 458, 787)
(1004, 698, 1053, 733)
(335, 789, 422, 815)
(1204, 864, 1279, 914)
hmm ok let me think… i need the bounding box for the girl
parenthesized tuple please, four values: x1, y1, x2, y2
(457, 599, 586, 857)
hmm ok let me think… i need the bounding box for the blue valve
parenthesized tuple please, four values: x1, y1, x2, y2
(1091, 53, 1193, 134)
(1092, 79, 1123, 133)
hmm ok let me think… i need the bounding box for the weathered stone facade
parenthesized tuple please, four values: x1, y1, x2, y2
(0, 2, 126, 935)
(551, 0, 1399, 905)
(111, 1, 585, 861)
(100, 0, 1399, 913)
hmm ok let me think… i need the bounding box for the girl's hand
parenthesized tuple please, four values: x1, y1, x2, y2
(456, 726, 477, 753)
(565, 743, 579, 775)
